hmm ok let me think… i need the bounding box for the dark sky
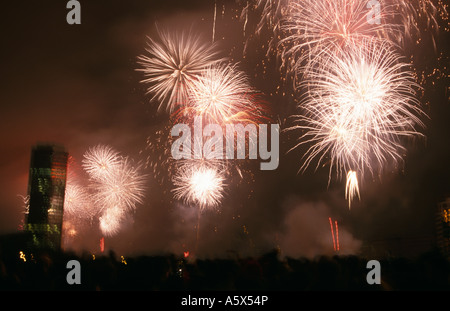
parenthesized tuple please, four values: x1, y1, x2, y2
(0, 0, 449, 259)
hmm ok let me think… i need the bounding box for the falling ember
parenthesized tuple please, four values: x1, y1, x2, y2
(329, 217, 340, 252)
(100, 237, 105, 253)
(345, 170, 360, 209)
(335, 220, 340, 251)
(329, 217, 336, 251)
(212, 0, 217, 42)
(242, 0, 249, 37)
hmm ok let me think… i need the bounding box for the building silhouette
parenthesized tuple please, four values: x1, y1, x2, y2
(25, 144, 68, 250)
(436, 197, 450, 260)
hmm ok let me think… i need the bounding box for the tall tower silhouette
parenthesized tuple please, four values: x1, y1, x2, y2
(25, 144, 68, 250)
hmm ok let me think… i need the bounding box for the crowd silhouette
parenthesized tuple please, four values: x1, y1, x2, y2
(0, 247, 449, 291)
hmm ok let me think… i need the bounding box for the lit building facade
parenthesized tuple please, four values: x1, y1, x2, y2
(25, 144, 68, 250)
(436, 197, 450, 259)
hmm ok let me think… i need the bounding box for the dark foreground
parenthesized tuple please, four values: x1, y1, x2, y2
(0, 248, 449, 291)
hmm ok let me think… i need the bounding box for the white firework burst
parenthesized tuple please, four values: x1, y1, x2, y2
(185, 62, 262, 124)
(137, 28, 224, 113)
(81, 144, 147, 236)
(172, 161, 226, 210)
(289, 39, 426, 181)
(281, 0, 401, 76)
(82, 145, 122, 182)
(98, 206, 126, 237)
(64, 181, 92, 217)
(92, 157, 147, 214)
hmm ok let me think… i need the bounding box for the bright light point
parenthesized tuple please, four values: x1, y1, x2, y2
(19, 251, 26, 262)
(191, 169, 219, 200)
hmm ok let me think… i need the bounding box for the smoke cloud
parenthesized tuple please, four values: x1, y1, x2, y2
(276, 197, 362, 259)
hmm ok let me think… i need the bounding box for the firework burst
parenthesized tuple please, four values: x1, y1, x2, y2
(91, 157, 147, 214)
(64, 156, 97, 220)
(64, 181, 93, 218)
(80, 145, 147, 236)
(98, 205, 126, 237)
(281, 0, 402, 77)
(82, 145, 122, 182)
(172, 161, 226, 210)
(137, 28, 224, 113)
(288, 39, 426, 201)
(177, 62, 266, 125)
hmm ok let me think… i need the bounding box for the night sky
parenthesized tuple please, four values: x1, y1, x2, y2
(0, 0, 449, 260)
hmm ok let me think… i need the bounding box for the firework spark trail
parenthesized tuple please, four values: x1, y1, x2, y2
(238, 0, 448, 87)
(254, 0, 285, 35)
(345, 170, 360, 208)
(137, 28, 225, 113)
(329, 217, 336, 251)
(213, 0, 217, 42)
(143, 124, 177, 189)
(240, 0, 288, 56)
(281, 0, 403, 78)
(389, 0, 449, 49)
(335, 220, 339, 251)
(328, 217, 340, 251)
(288, 39, 426, 187)
(278, 0, 448, 80)
(243, 1, 249, 38)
